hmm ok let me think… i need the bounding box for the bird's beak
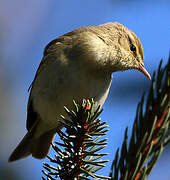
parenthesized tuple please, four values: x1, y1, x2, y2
(137, 63, 151, 80)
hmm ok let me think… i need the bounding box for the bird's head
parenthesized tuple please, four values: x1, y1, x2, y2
(92, 22, 151, 79)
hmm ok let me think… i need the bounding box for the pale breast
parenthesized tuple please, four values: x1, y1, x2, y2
(30, 59, 112, 132)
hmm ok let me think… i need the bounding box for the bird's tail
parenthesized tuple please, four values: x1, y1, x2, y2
(8, 122, 56, 162)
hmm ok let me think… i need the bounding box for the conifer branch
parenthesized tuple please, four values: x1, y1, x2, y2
(42, 99, 110, 180)
(110, 57, 170, 180)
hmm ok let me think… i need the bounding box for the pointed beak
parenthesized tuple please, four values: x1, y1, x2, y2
(137, 63, 151, 80)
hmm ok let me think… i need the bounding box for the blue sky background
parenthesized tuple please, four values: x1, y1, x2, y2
(0, 0, 169, 179)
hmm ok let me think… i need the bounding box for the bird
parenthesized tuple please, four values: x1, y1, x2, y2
(8, 22, 151, 162)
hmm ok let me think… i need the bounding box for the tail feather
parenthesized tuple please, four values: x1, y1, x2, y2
(8, 131, 33, 162)
(31, 130, 56, 159)
(8, 122, 56, 162)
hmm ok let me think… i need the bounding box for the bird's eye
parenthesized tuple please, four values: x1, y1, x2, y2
(130, 44, 136, 52)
